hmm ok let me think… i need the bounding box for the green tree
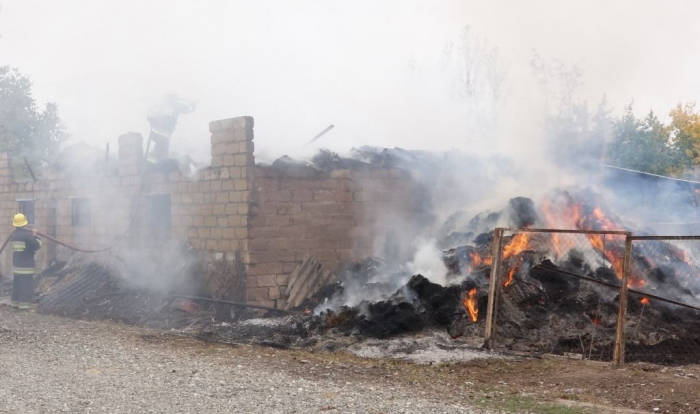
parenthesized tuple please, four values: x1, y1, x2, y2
(667, 102, 700, 176)
(606, 104, 677, 175)
(0, 66, 67, 177)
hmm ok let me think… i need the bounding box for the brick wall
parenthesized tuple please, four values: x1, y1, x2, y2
(0, 115, 429, 308)
(247, 166, 426, 308)
(0, 116, 256, 295)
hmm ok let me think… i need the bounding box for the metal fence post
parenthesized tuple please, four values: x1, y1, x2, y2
(484, 228, 504, 350)
(613, 234, 633, 366)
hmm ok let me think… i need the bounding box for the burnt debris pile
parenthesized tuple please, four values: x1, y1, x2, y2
(309, 275, 482, 340)
(19, 187, 700, 364)
(304, 190, 700, 363)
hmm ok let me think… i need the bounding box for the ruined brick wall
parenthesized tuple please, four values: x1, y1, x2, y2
(0, 117, 256, 297)
(247, 166, 426, 309)
(0, 114, 429, 309)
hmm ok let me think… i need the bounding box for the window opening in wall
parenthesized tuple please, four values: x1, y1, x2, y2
(71, 198, 92, 226)
(148, 194, 171, 229)
(17, 199, 35, 225)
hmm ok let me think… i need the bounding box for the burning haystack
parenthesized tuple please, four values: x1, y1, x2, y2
(305, 188, 700, 364)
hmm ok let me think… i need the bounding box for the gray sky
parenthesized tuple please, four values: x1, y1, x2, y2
(1, 0, 699, 163)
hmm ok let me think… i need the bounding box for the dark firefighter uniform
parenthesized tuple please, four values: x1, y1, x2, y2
(10, 213, 41, 310)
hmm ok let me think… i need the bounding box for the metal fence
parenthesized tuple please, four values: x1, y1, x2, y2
(483, 228, 700, 366)
(484, 228, 630, 361)
(618, 236, 700, 365)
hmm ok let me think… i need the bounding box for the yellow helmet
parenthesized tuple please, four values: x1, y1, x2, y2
(12, 213, 28, 227)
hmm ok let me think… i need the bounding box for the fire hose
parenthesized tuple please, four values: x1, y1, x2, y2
(0, 227, 121, 256)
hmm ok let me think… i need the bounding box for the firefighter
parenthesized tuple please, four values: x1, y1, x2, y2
(10, 213, 41, 310)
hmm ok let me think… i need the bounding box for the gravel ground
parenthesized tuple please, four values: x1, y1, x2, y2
(0, 308, 492, 414)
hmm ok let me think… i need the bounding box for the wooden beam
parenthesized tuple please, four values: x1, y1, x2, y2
(484, 228, 504, 350)
(613, 236, 633, 367)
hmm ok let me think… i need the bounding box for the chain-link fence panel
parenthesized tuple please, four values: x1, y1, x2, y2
(622, 237, 700, 365)
(486, 228, 629, 361)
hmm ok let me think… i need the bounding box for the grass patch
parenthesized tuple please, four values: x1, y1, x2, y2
(478, 394, 593, 414)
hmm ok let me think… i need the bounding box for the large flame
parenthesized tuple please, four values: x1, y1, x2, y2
(592, 207, 622, 231)
(503, 233, 531, 259)
(462, 288, 479, 322)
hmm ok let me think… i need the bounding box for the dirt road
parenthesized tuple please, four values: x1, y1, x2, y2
(0, 308, 488, 414)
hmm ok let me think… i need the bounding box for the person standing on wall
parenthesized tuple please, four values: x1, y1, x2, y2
(10, 213, 41, 310)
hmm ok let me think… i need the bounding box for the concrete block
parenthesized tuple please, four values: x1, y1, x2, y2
(249, 226, 279, 239)
(238, 141, 254, 154)
(258, 275, 277, 287)
(209, 116, 254, 133)
(313, 191, 335, 202)
(249, 239, 270, 251)
(334, 192, 353, 202)
(301, 202, 342, 215)
(211, 143, 227, 156)
(278, 225, 306, 238)
(234, 227, 248, 239)
(216, 192, 229, 203)
(233, 179, 248, 191)
(291, 189, 313, 202)
(246, 287, 269, 302)
(268, 287, 281, 300)
(228, 215, 243, 227)
(222, 228, 236, 239)
(269, 190, 291, 202)
(276, 203, 301, 215)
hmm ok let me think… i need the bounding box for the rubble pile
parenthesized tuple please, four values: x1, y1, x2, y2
(20, 187, 700, 365)
(35, 263, 195, 328)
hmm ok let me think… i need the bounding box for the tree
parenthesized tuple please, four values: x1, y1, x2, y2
(606, 104, 677, 175)
(0, 66, 67, 177)
(531, 52, 611, 174)
(441, 26, 508, 118)
(667, 102, 700, 176)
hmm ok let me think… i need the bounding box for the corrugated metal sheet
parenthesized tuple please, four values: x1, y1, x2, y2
(284, 254, 333, 310)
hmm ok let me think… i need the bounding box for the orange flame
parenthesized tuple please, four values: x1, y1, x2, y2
(628, 277, 646, 289)
(503, 233, 530, 259)
(640, 297, 650, 306)
(469, 251, 492, 266)
(504, 267, 517, 287)
(462, 288, 479, 322)
(591, 317, 601, 326)
(592, 207, 621, 231)
(551, 233, 562, 256)
(588, 234, 605, 251)
(607, 250, 624, 279)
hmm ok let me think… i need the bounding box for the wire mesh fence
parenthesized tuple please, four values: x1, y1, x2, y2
(620, 237, 700, 365)
(484, 228, 629, 361)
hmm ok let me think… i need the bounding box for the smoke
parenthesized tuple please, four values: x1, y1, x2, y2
(3, 2, 700, 310)
(3, 1, 700, 164)
(406, 239, 449, 286)
(43, 95, 204, 296)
